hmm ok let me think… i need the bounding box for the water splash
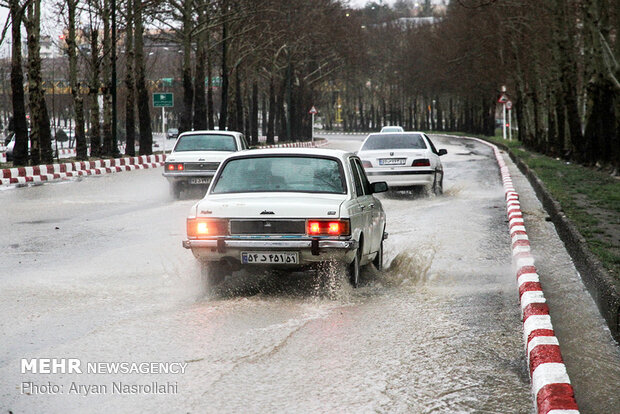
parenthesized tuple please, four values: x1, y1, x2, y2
(378, 244, 437, 287)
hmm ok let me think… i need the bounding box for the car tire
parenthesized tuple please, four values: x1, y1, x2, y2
(373, 238, 384, 271)
(432, 172, 443, 195)
(201, 262, 226, 287)
(348, 248, 361, 288)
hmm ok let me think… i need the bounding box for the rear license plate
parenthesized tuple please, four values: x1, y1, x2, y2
(189, 177, 211, 185)
(379, 158, 406, 166)
(241, 251, 299, 264)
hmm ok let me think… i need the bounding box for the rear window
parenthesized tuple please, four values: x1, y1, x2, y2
(211, 156, 346, 194)
(174, 134, 237, 152)
(361, 133, 427, 151)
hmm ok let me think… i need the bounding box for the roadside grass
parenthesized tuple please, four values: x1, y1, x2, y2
(438, 131, 620, 279)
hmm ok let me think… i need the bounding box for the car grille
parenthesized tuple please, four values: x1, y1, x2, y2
(230, 220, 306, 235)
(184, 162, 220, 171)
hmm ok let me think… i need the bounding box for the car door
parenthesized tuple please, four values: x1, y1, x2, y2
(423, 134, 443, 182)
(353, 157, 383, 255)
(349, 157, 374, 262)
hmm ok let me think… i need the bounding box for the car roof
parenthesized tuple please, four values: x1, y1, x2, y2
(224, 147, 354, 161)
(178, 130, 241, 137)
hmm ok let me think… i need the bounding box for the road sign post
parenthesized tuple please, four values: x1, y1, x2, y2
(153, 93, 174, 153)
(309, 106, 318, 143)
(506, 100, 513, 141)
(498, 93, 509, 140)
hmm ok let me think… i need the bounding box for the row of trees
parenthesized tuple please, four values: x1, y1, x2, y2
(1, 0, 618, 170)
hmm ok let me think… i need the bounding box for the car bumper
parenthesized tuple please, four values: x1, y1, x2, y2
(163, 171, 216, 184)
(365, 169, 435, 187)
(183, 238, 358, 265)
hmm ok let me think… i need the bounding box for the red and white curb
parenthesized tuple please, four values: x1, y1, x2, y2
(466, 137, 579, 414)
(1, 155, 166, 186)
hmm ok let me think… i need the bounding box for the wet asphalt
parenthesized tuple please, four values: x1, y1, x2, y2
(0, 133, 616, 413)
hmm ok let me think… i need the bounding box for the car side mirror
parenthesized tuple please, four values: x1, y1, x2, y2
(371, 181, 388, 193)
(438, 149, 447, 156)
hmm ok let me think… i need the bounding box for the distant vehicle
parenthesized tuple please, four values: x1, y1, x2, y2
(167, 128, 179, 139)
(163, 130, 248, 199)
(182, 148, 388, 288)
(5, 132, 61, 162)
(380, 126, 404, 133)
(357, 132, 447, 195)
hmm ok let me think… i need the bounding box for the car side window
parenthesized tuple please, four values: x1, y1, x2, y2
(424, 134, 439, 155)
(354, 158, 373, 195)
(349, 159, 364, 197)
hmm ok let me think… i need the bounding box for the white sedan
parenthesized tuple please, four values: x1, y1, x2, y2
(163, 130, 249, 198)
(358, 132, 447, 194)
(182, 148, 388, 288)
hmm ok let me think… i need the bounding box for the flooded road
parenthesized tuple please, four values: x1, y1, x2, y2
(0, 134, 616, 413)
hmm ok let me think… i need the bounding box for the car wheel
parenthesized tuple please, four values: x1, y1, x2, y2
(373, 238, 384, 271)
(200, 262, 226, 287)
(348, 248, 361, 288)
(432, 172, 443, 195)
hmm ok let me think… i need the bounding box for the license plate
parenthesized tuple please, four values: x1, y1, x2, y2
(379, 158, 406, 166)
(189, 177, 211, 185)
(241, 251, 299, 264)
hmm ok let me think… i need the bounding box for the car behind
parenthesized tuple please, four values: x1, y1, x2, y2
(358, 132, 447, 194)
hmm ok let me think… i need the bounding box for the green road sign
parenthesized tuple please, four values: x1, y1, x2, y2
(153, 93, 173, 107)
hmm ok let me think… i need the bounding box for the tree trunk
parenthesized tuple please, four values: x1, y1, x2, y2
(179, 0, 193, 133)
(193, 28, 207, 130)
(267, 77, 275, 144)
(9, 0, 29, 166)
(25, 0, 53, 165)
(251, 80, 258, 145)
(124, 0, 136, 156)
(89, 27, 101, 158)
(101, 0, 114, 156)
(134, 0, 152, 155)
(219, 15, 229, 130)
(206, 31, 215, 130)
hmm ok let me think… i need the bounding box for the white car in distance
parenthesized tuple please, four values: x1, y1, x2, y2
(163, 130, 248, 198)
(380, 126, 404, 133)
(358, 132, 447, 194)
(182, 148, 388, 288)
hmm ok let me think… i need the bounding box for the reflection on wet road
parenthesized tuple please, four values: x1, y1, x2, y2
(0, 134, 597, 412)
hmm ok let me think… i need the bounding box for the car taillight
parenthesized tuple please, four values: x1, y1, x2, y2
(361, 160, 373, 168)
(166, 163, 185, 171)
(306, 219, 350, 236)
(412, 158, 430, 167)
(187, 218, 228, 238)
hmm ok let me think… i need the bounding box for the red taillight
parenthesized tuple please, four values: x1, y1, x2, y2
(361, 160, 372, 168)
(166, 163, 185, 171)
(306, 220, 350, 236)
(412, 158, 430, 167)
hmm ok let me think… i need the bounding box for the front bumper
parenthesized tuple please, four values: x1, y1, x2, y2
(183, 238, 359, 265)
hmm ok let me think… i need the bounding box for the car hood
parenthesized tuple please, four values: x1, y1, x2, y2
(192, 192, 348, 219)
(166, 151, 233, 163)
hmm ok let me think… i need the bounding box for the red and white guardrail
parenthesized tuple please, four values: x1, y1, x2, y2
(465, 137, 580, 414)
(0, 155, 166, 186)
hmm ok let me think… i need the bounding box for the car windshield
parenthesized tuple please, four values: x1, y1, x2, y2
(381, 127, 403, 132)
(361, 133, 427, 151)
(168, 128, 178, 133)
(174, 134, 237, 152)
(211, 156, 346, 194)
